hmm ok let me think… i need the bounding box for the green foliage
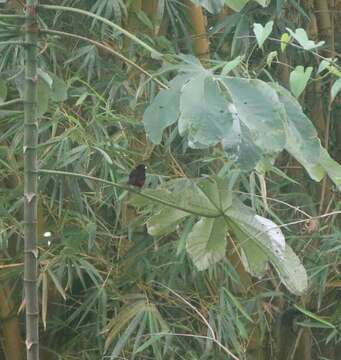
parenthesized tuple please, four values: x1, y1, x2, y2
(0, 0, 341, 359)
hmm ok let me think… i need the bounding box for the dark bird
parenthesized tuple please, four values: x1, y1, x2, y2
(127, 164, 146, 188)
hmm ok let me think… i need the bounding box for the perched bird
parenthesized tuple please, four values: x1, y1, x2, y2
(127, 164, 146, 188)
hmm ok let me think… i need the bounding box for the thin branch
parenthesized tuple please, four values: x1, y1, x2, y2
(38, 169, 219, 218)
(0, 98, 23, 108)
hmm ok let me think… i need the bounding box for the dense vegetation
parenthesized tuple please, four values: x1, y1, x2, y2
(0, 0, 341, 359)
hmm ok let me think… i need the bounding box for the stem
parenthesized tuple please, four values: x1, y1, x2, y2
(38, 169, 219, 218)
(38, 4, 162, 59)
(24, 1, 39, 359)
(0, 98, 23, 108)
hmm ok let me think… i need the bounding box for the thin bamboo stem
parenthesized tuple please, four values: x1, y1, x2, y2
(23, 1, 39, 359)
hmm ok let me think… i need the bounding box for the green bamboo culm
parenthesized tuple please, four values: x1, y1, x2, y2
(23, 1, 39, 359)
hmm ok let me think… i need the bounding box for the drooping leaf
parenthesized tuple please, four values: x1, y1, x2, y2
(144, 75, 188, 144)
(272, 244, 308, 295)
(289, 65, 313, 98)
(231, 14, 250, 57)
(319, 148, 341, 191)
(226, 201, 307, 295)
(186, 217, 227, 270)
(286, 28, 325, 50)
(253, 21, 273, 49)
(274, 84, 324, 181)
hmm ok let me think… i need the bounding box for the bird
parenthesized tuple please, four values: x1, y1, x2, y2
(127, 164, 146, 188)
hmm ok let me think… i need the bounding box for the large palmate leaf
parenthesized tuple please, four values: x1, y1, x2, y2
(139, 178, 233, 225)
(143, 62, 341, 186)
(186, 217, 227, 270)
(131, 175, 307, 294)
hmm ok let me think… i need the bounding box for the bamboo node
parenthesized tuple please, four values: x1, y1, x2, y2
(26, 311, 40, 316)
(23, 249, 39, 258)
(24, 192, 36, 203)
(25, 339, 38, 350)
(25, 4, 38, 18)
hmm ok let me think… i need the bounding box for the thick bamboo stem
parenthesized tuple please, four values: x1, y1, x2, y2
(24, 0, 39, 359)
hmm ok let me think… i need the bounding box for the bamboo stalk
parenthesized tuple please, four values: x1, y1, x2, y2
(23, 0, 39, 359)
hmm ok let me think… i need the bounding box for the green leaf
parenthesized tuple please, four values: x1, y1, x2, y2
(319, 148, 341, 191)
(221, 56, 242, 76)
(316, 58, 335, 75)
(286, 28, 325, 50)
(135, 10, 154, 30)
(274, 84, 324, 181)
(253, 21, 273, 49)
(143, 75, 186, 144)
(272, 244, 308, 295)
(289, 66, 313, 98)
(38, 69, 53, 88)
(186, 217, 227, 271)
(50, 74, 68, 102)
(231, 14, 250, 57)
(36, 78, 51, 117)
(225, 0, 249, 12)
(293, 305, 336, 329)
(179, 75, 234, 147)
(331, 78, 341, 103)
(266, 51, 278, 67)
(147, 207, 190, 236)
(220, 77, 286, 153)
(0, 79, 7, 103)
(86, 221, 97, 251)
(135, 180, 221, 218)
(255, 0, 270, 6)
(280, 33, 291, 52)
(191, 0, 225, 14)
(226, 201, 307, 295)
